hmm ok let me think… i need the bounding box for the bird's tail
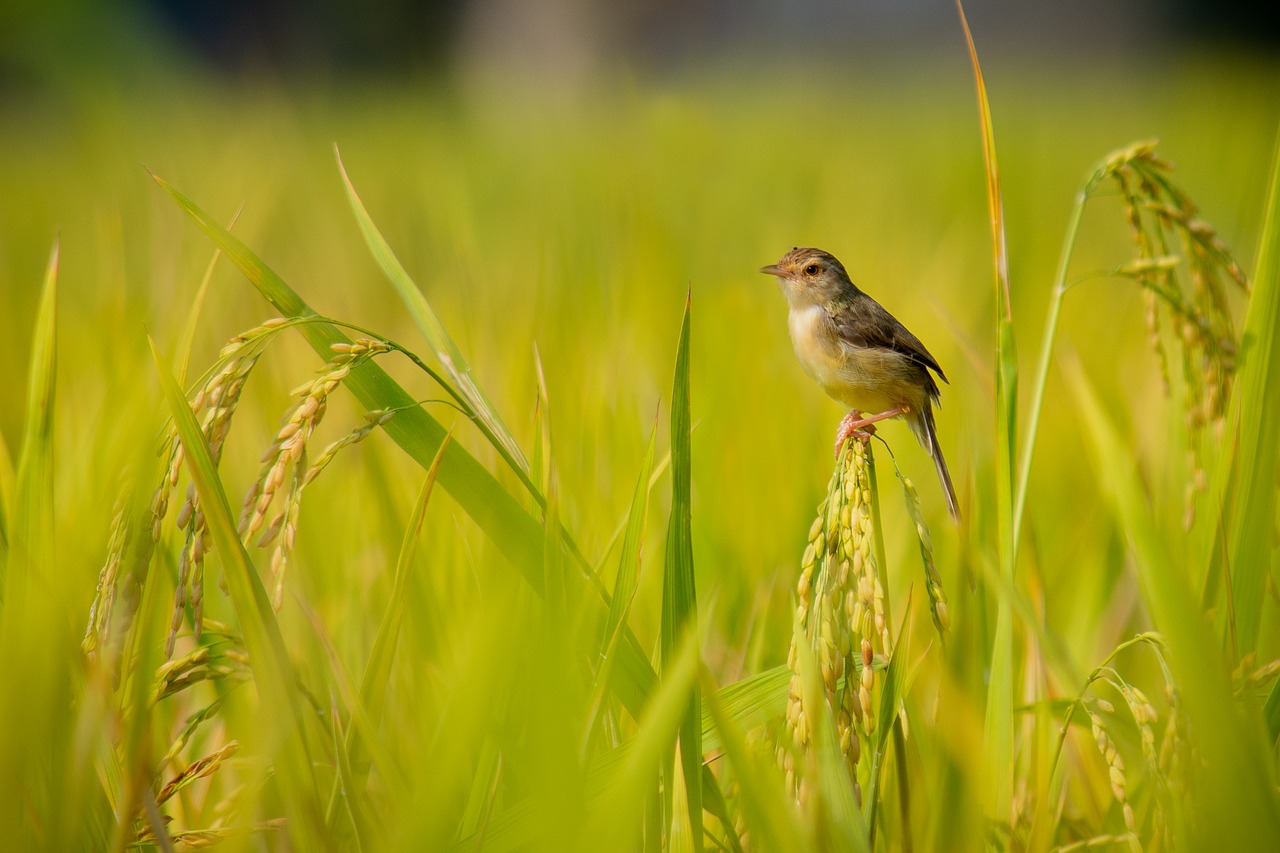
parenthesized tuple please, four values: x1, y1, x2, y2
(912, 404, 960, 522)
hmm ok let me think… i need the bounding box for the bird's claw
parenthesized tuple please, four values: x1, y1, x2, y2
(834, 411, 875, 457)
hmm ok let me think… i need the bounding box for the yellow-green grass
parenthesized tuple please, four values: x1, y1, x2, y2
(1, 49, 1278, 850)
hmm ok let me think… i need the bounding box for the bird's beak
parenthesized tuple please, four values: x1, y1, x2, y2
(759, 264, 784, 278)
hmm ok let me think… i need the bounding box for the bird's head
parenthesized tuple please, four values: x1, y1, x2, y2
(759, 247, 858, 308)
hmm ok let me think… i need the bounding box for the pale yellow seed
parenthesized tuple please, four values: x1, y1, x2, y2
(1109, 766, 1125, 799)
(176, 499, 194, 530)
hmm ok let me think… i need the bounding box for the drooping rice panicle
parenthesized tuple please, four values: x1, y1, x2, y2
(238, 338, 392, 610)
(161, 322, 277, 655)
(1097, 143, 1248, 527)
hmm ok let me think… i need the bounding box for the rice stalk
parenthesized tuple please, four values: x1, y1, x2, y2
(1049, 631, 1190, 849)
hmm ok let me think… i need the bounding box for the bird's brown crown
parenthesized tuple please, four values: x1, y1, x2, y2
(771, 247, 851, 282)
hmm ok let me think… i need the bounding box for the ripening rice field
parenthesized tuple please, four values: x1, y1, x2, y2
(1, 34, 1279, 852)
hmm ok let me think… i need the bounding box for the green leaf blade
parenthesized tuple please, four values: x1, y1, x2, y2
(1228, 124, 1280, 654)
(660, 294, 702, 849)
(336, 152, 530, 475)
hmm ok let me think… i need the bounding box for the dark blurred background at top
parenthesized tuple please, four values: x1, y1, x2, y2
(1, 0, 1277, 96)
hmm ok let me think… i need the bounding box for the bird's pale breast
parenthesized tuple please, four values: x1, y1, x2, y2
(788, 304, 926, 415)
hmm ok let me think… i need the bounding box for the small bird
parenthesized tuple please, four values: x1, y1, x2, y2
(760, 247, 959, 520)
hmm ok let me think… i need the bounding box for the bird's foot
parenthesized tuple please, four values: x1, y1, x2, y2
(833, 407, 909, 457)
(835, 411, 875, 457)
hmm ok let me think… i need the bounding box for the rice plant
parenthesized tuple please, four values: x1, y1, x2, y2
(1, 8, 1277, 852)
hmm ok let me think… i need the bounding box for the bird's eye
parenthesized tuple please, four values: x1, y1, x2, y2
(803, 263, 820, 276)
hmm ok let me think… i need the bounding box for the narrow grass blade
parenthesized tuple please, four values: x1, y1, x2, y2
(530, 344, 548, 488)
(337, 151, 530, 475)
(457, 741, 502, 842)
(1014, 181, 1091, 548)
(699, 665, 791, 754)
(1070, 364, 1280, 848)
(150, 173, 661, 717)
(704, 682, 806, 853)
(581, 629, 702, 851)
(593, 445, 673, 576)
(148, 337, 327, 848)
(0, 244, 63, 843)
(327, 693, 365, 851)
(0, 408, 12, 554)
(175, 207, 242, 384)
(584, 418, 658, 750)
(699, 764, 745, 853)
(865, 598, 912, 833)
(958, 0, 1017, 826)
(606, 414, 657, 660)
(1227, 124, 1280, 654)
(348, 430, 453, 795)
(4, 239, 59, 585)
(661, 293, 702, 849)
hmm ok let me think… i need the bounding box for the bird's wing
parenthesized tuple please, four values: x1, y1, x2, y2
(830, 297, 949, 384)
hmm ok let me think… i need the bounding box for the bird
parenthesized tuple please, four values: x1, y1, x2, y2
(759, 247, 959, 521)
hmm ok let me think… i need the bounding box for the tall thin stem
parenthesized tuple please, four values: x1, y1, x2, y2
(1012, 181, 1096, 554)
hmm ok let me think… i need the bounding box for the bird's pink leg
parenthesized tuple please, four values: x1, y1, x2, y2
(834, 406, 910, 457)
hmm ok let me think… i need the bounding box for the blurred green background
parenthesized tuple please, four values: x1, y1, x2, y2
(1, 1, 1278, 848)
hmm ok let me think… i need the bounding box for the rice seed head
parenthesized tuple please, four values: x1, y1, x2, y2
(1101, 143, 1248, 528)
(156, 740, 241, 806)
(783, 435, 888, 798)
(85, 493, 130, 654)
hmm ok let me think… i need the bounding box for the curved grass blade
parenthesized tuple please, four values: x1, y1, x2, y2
(148, 336, 327, 849)
(1227, 125, 1280, 655)
(865, 595, 912, 837)
(958, 0, 1017, 827)
(3, 239, 59, 588)
(175, 206, 242, 384)
(661, 293, 702, 849)
(699, 665, 791, 753)
(336, 151, 532, 481)
(606, 414, 657, 662)
(580, 629, 703, 851)
(150, 173, 661, 718)
(354, 428, 452, 766)
(0, 409, 11, 554)
(583, 417, 658, 751)
(704, 681, 806, 852)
